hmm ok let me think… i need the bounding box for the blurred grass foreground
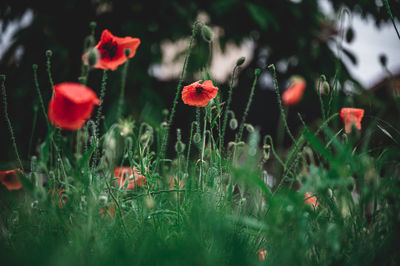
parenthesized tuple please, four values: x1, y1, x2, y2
(1, 1, 400, 265)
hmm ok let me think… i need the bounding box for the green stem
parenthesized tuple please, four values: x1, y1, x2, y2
(92, 70, 108, 169)
(33, 65, 51, 129)
(156, 20, 203, 171)
(116, 59, 130, 119)
(236, 68, 261, 143)
(317, 75, 326, 121)
(199, 109, 207, 191)
(1, 75, 24, 171)
(46, 51, 55, 89)
(268, 64, 296, 143)
(221, 66, 238, 149)
(185, 121, 196, 173)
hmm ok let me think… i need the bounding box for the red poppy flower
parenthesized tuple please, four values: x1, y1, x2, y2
(114, 166, 146, 190)
(282, 77, 306, 106)
(340, 108, 365, 134)
(182, 80, 219, 107)
(91, 29, 141, 71)
(0, 169, 23, 190)
(48, 82, 100, 130)
(304, 192, 318, 210)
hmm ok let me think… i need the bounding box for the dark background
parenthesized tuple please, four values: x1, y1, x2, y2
(0, 0, 398, 167)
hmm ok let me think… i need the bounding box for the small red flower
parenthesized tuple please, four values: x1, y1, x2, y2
(282, 77, 306, 106)
(304, 192, 318, 210)
(114, 167, 146, 190)
(48, 82, 100, 130)
(91, 29, 141, 71)
(258, 249, 267, 261)
(49, 189, 67, 208)
(182, 80, 219, 107)
(0, 169, 23, 190)
(340, 108, 365, 134)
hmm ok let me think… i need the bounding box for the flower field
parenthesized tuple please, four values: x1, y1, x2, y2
(1, 4, 400, 266)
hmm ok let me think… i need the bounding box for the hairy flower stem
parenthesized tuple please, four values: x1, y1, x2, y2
(221, 65, 238, 150)
(46, 51, 55, 89)
(268, 64, 296, 144)
(384, 0, 400, 41)
(1, 75, 24, 171)
(116, 59, 130, 119)
(317, 74, 326, 121)
(92, 70, 108, 169)
(199, 110, 207, 191)
(33, 65, 51, 129)
(186, 121, 196, 173)
(156, 20, 203, 171)
(236, 69, 261, 143)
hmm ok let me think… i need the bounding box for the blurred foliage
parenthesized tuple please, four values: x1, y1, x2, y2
(0, 0, 399, 164)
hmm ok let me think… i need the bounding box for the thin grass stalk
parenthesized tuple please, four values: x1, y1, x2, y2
(384, 0, 400, 41)
(1, 75, 24, 171)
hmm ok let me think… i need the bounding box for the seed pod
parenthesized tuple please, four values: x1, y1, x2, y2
(145, 196, 156, 210)
(229, 118, 238, 130)
(89, 21, 97, 30)
(160, 121, 168, 130)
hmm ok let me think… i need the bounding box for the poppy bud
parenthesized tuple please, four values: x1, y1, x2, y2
(145, 196, 156, 210)
(175, 140, 186, 153)
(89, 21, 97, 30)
(201, 25, 213, 42)
(263, 144, 271, 160)
(229, 118, 238, 130)
(88, 48, 100, 67)
(32, 64, 38, 70)
(254, 68, 261, 76)
(379, 54, 387, 67)
(46, 50, 53, 57)
(322, 81, 330, 95)
(160, 121, 168, 130)
(236, 57, 246, 66)
(193, 133, 201, 144)
(99, 194, 108, 205)
(236, 141, 245, 147)
(245, 124, 254, 133)
(346, 27, 354, 43)
(162, 109, 169, 117)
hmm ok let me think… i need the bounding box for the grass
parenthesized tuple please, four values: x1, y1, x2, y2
(1, 18, 400, 266)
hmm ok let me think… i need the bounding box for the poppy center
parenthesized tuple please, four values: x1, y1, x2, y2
(100, 40, 118, 59)
(196, 86, 203, 94)
(4, 173, 14, 183)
